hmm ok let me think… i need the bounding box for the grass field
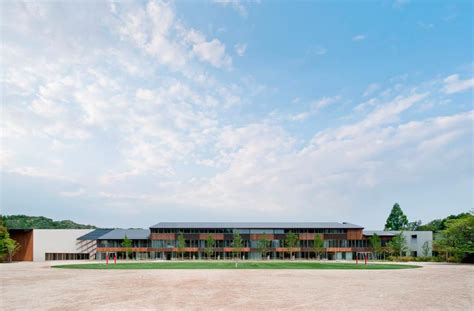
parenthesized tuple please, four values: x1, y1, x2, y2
(52, 261, 420, 270)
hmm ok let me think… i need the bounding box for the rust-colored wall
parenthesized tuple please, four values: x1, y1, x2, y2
(250, 234, 274, 240)
(9, 230, 33, 261)
(347, 229, 363, 240)
(198, 233, 224, 240)
(150, 233, 176, 240)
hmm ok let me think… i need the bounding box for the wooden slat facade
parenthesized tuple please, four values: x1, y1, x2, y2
(9, 229, 34, 261)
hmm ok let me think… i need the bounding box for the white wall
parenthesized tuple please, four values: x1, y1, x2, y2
(33, 229, 94, 261)
(401, 231, 433, 257)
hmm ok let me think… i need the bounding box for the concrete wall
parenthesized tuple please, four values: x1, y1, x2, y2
(33, 229, 94, 261)
(401, 231, 433, 257)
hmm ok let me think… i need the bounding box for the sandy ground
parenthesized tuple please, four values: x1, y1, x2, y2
(1, 261, 473, 311)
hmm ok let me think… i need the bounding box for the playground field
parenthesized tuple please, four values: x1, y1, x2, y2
(1, 261, 472, 310)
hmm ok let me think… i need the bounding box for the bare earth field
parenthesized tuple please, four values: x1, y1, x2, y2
(1, 261, 472, 310)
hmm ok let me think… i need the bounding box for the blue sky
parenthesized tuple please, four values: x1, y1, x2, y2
(1, 0, 472, 229)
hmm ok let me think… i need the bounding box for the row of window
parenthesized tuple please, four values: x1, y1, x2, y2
(97, 238, 384, 249)
(98, 240, 150, 248)
(150, 239, 373, 249)
(45, 253, 89, 261)
(151, 228, 347, 234)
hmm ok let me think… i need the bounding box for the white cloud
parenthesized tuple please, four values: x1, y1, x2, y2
(116, 1, 233, 70)
(352, 34, 366, 42)
(312, 96, 341, 111)
(363, 83, 380, 97)
(1, 0, 472, 226)
(235, 43, 247, 56)
(289, 112, 311, 121)
(213, 0, 248, 17)
(443, 74, 474, 94)
(289, 96, 341, 121)
(192, 38, 232, 69)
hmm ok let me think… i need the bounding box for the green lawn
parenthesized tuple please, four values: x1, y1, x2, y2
(52, 261, 420, 270)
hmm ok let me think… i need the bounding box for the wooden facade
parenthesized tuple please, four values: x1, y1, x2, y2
(9, 229, 34, 261)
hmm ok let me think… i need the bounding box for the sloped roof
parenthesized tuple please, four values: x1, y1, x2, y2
(150, 222, 363, 229)
(98, 228, 150, 240)
(77, 228, 114, 240)
(77, 228, 149, 240)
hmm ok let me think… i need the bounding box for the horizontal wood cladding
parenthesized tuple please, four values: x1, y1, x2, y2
(347, 229, 363, 240)
(198, 233, 224, 240)
(97, 247, 370, 253)
(149, 247, 200, 252)
(97, 247, 149, 252)
(299, 233, 324, 240)
(249, 234, 274, 240)
(150, 233, 175, 240)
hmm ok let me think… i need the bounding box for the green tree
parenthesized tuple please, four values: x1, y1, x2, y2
(285, 231, 299, 260)
(0, 218, 9, 261)
(406, 220, 422, 231)
(435, 215, 474, 262)
(256, 234, 270, 260)
(313, 234, 324, 260)
(368, 233, 382, 259)
(384, 203, 409, 231)
(417, 213, 471, 232)
(422, 241, 431, 257)
(205, 234, 215, 259)
(121, 235, 132, 260)
(433, 237, 452, 261)
(232, 231, 243, 260)
(177, 232, 186, 260)
(5, 237, 21, 262)
(387, 232, 409, 257)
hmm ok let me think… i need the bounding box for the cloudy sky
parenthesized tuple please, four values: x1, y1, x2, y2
(1, 1, 472, 229)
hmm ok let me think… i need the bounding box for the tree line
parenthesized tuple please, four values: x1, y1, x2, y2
(383, 203, 473, 263)
(1, 215, 96, 229)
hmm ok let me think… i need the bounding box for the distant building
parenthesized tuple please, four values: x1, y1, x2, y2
(8, 222, 433, 261)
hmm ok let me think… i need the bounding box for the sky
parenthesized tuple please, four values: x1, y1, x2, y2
(1, 0, 473, 229)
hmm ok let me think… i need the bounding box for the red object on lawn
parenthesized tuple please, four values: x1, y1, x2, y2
(114, 255, 117, 264)
(356, 254, 358, 264)
(365, 254, 368, 265)
(106, 254, 109, 265)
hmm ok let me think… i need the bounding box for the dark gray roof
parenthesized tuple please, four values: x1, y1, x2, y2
(363, 230, 396, 236)
(77, 229, 114, 240)
(98, 228, 150, 240)
(150, 222, 363, 229)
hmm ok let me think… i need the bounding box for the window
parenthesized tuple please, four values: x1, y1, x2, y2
(45, 253, 90, 261)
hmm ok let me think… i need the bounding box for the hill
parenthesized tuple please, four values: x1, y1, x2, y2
(1, 215, 96, 229)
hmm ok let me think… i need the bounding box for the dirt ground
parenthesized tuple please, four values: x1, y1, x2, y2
(1, 261, 472, 310)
